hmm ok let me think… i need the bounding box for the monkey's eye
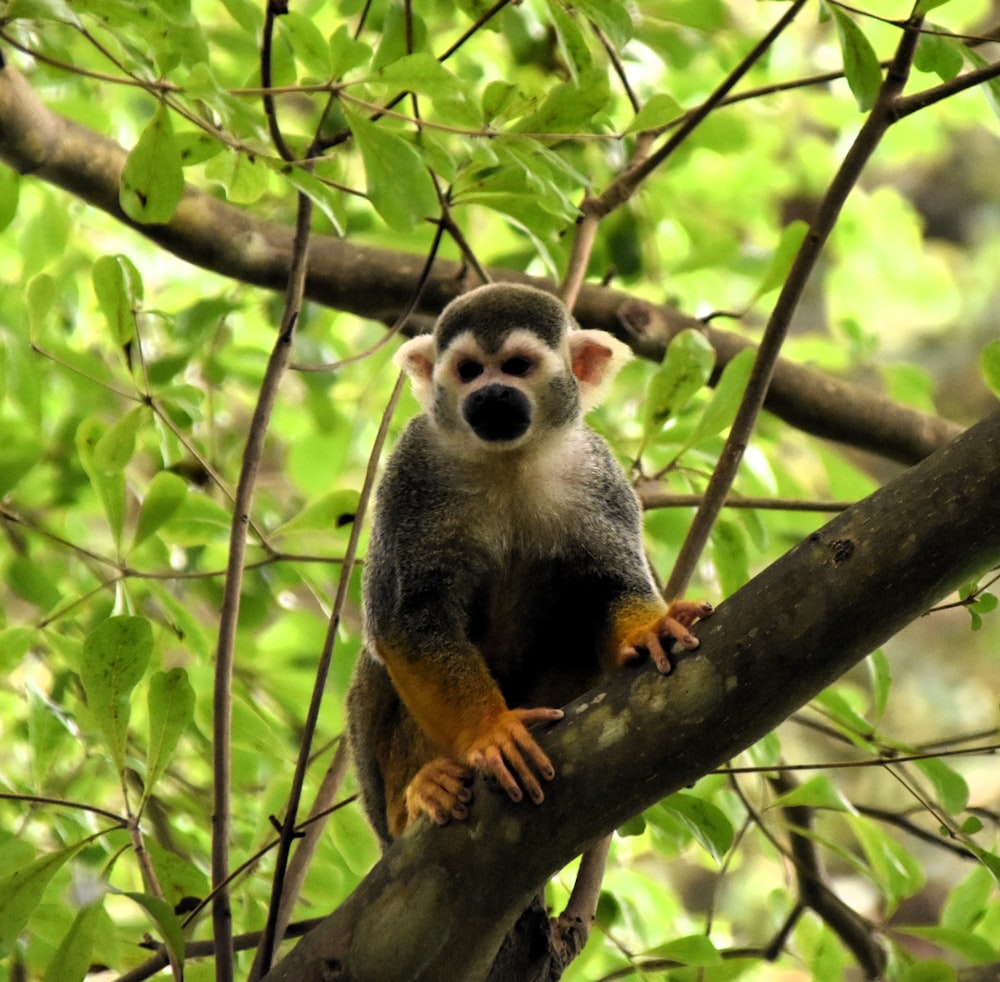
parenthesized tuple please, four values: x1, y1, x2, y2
(457, 360, 484, 382)
(501, 356, 533, 377)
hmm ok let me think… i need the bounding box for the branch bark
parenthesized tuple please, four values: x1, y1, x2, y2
(0, 57, 960, 465)
(263, 410, 1000, 981)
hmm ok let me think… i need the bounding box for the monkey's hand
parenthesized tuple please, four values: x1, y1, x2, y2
(617, 599, 714, 674)
(461, 707, 563, 807)
(406, 756, 473, 826)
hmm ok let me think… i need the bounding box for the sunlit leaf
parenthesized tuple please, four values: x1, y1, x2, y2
(80, 616, 154, 774)
(660, 792, 734, 864)
(897, 925, 996, 964)
(120, 103, 185, 224)
(626, 93, 683, 133)
(0, 844, 84, 958)
(145, 668, 195, 795)
(914, 757, 969, 814)
(121, 891, 185, 973)
(831, 7, 882, 111)
(646, 934, 721, 966)
(133, 471, 189, 549)
(93, 405, 145, 473)
(980, 339, 1000, 397)
(345, 108, 439, 230)
(76, 416, 127, 548)
(92, 254, 143, 346)
(749, 219, 809, 304)
(43, 900, 105, 982)
(683, 347, 754, 449)
(942, 864, 995, 930)
(280, 11, 332, 79)
(769, 774, 851, 812)
(643, 328, 714, 438)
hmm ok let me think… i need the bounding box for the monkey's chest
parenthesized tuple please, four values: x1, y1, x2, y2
(466, 554, 614, 708)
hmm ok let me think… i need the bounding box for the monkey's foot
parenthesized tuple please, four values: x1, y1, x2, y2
(618, 600, 714, 674)
(405, 756, 473, 827)
(463, 706, 564, 807)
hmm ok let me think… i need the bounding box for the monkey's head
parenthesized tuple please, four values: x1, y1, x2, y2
(395, 284, 631, 452)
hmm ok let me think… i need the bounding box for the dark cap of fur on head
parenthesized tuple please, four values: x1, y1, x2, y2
(435, 284, 574, 355)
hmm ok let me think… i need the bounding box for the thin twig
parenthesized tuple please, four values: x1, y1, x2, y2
(252, 222, 448, 976)
(664, 13, 925, 600)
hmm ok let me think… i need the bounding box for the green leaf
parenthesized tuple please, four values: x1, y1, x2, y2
(272, 489, 360, 538)
(849, 813, 924, 911)
(265, 160, 346, 235)
(80, 616, 154, 774)
(769, 774, 851, 812)
(174, 130, 225, 167)
(0, 158, 20, 232)
(8, 556, 62, 611)
(980, 339, 1000, 397)
(942, 864, 994, 930)
(512, 67, 612, 133)
(205, 150, 269, 204)
(43, 900, 105, 982)
(914, 25, 965, 82)
(814, 686, 873, 738)
(133, 471, 189, 549)
(93, 405, 145, 473)
(368, 53, 480, 127)
(750, 219, 809, 303)
(145, 668, 195, 794)
(120, 103, 185, 224)
(711, 518, 750, 596)
(867, 649, 891, 721)
(965, 48, 1000, 123)
(914, 756, 969, 814)
(92, 253, 144, 346)
(121, 891, 185, 973)
(280, 11, 332, 79)
(915, 0, 956, 13)
(897, 925, 996, 964)
(830, 7, 883, 112)
(626, 93, 683, 134)
(573, 0, 633, 49)
(0, 429, 43, 496)
(76, 416, 127, 549)
(646, 934, 721, 967)
(329, 24, 372, 78)
(26, 272, 56, 333)
(683, 347, 754, 449)
(643, 328, 715, 437)
(0, 844, 84, 958)
(660, 792, 734, 864)
(345, 108, 439, 230)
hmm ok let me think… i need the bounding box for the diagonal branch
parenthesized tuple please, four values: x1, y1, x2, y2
(262, 408, 1000, 981)
(0, 57, 960, 465)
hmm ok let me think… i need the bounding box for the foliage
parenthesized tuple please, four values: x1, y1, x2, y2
(0, 0, 998, 979)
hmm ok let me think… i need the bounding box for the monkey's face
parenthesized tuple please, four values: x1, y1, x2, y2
(394, 284, 633, 455)
(434, 329, 578, 449)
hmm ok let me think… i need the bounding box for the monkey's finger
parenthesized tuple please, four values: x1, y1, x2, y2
(511, 706, 564, 727)
(665, 599, 715, 627)
(502, 742, 546, 805)
(474, 745, 526, 803)
(662, 615, 700, 651)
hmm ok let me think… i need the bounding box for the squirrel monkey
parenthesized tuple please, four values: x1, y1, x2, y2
(347, 283, 712, 846)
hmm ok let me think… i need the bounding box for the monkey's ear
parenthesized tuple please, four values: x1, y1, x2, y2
(394, 335, 436, 412)
(569, 330, 632, 412)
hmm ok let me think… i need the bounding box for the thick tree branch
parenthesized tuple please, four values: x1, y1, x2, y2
(263, 410, 1000, 981)
(0, 58, 960, 465)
